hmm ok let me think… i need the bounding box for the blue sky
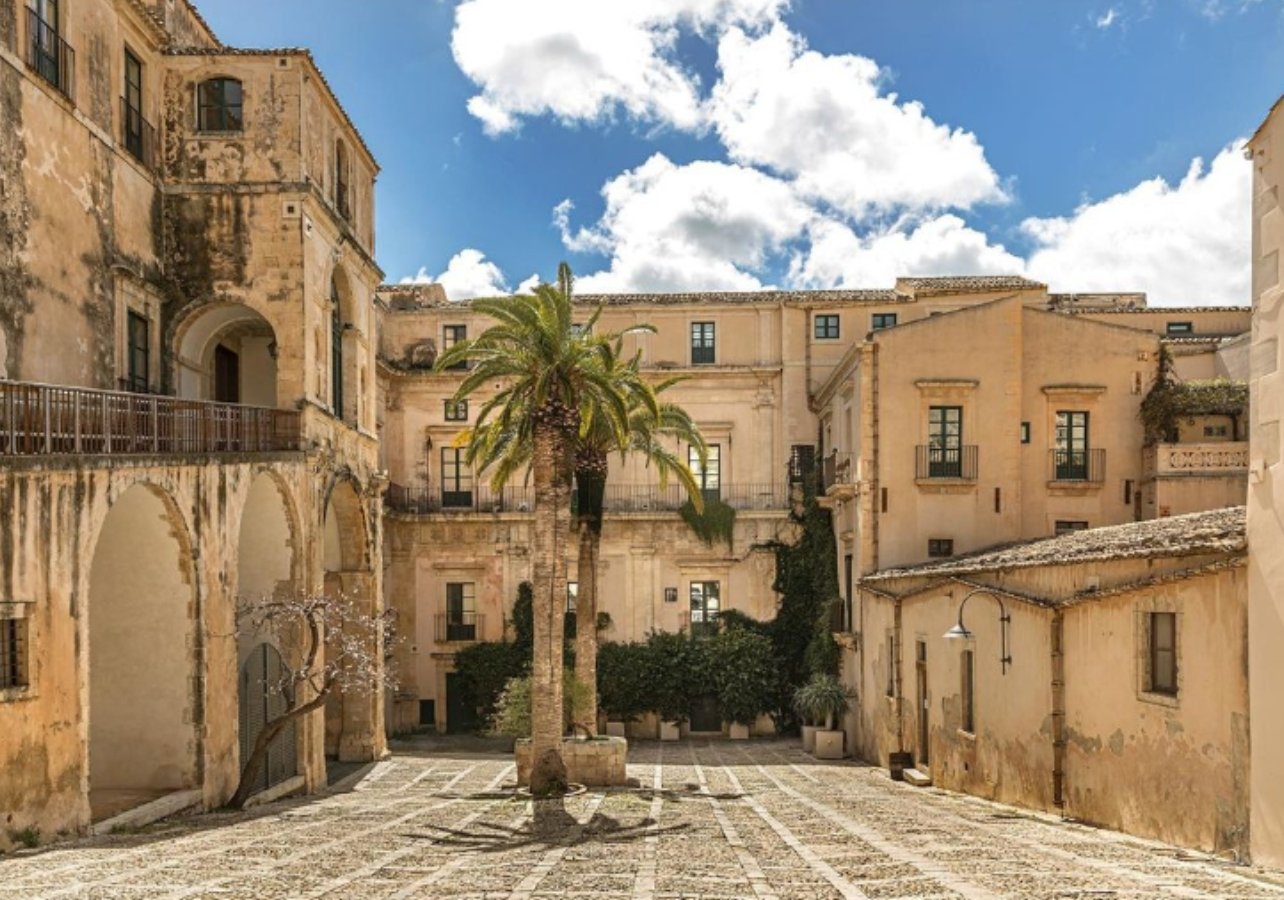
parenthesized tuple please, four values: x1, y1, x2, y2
(196, 0, 1284, 305)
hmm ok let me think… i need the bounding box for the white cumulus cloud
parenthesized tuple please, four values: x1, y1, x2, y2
(709, 24, 1006, 216)
(558, 153, 815, 292)
(400, 249, 512, 301)
(1022, 142, 1250, 306)
(451, 0, 787, 135)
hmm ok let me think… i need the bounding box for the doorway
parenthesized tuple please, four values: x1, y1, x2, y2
(690, 694, 721, 733)
(214, 344, 240, 403)
(445, 673, 478, 734)
(915, 640, 929, 767)
(238, 643, 299, 795)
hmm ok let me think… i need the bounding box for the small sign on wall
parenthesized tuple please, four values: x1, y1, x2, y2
(664, 587, 678, 603)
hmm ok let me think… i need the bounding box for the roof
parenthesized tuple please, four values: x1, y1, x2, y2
(1070, 306, 1250, 315)
(165, 47, 377, 170)
(863, 507, 1246, 582)
(177, 0, 220, 45)
(376, 287, 905, 309)
(1250, 94, 1284, 147)
(895, 275, 1046, 296)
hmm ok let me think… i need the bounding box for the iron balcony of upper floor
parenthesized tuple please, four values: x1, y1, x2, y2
(0, 380, 302, 457)
(384, 482, 791, 515)
(26, 7, 75, 102)
(1049, 448, 1106, 484)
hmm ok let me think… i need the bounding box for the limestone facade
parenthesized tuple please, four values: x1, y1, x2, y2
(1249, 93, 1284, 867)
(0, 0, 384, 848)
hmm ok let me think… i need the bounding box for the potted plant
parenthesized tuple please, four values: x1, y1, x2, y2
(792, 677, 823, 753)
(648, 631, 692, 741)
(793, 674, 850, 760)
(711, 627, 777, 741)
(597, 641, 648, 738)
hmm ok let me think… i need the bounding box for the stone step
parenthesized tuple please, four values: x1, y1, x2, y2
(903, 767, 933, 787)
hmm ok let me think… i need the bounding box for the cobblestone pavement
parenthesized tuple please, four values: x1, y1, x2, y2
(6, 740, 1284, 899)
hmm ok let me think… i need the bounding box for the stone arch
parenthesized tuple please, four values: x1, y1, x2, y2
(322, 475, 368, 574)
(86, 481, 200, 823)
(234, 471, 303, 796)
(171, 301, 282, 407)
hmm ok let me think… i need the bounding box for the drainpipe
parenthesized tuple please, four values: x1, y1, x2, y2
(1050, 609, 1066, 811)
(893, 595, 905, 755)
(869, 342, 881, 572)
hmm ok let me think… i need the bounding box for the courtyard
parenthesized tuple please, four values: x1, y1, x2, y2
(4, 740, 1283, 900)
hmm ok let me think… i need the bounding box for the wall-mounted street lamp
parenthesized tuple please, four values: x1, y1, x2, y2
(943, 588, 1012, 674)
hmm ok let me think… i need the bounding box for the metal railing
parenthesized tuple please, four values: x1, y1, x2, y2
(680, 611, 720, 638)
(26, 7, 74, 100)
(829, 598, 849, 633)
(1049, 448, 1106, 483)
(385, 482, 790, 515)
(915, 445, 978, 480)
(434, 613, 484, 644)
(121, 96, 158, 171)
(0, 381, 302, 456)
(821, 452, 854, 492)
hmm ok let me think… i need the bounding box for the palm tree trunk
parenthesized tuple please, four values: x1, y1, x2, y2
(530, 416, 569, 797)
(573, 465, 605, 735)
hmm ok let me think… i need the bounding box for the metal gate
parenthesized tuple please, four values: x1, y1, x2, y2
(239, 642, 299, 794)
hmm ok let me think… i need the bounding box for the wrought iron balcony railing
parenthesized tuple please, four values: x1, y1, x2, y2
(434, 613, 484, 644)
(385, 482, 789, 515)
(26, 8, 74, 101)
(680, 610, 720, 638)
(915, 445, 979, 481)
(1049, 448, 1106, 483)
(820, 452, 854, 492)
(121, 96, 158, 170)
(0, 381, 301, 456)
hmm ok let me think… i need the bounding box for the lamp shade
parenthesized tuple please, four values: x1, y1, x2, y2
(943, 622, 973, 640)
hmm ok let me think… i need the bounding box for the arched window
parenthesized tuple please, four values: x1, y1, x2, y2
(330, 277, 344, 418)
(335, 140, 350, 221)
(197, 78, 243, 132)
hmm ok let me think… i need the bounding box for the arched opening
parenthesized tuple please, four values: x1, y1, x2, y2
(88, 483, 199, 822)
(174, 303, 279, 407)
(334, 139, 350, 221)
(330, 277, 345, 420)
(322, 479, 375, 759)
(235, 473, 300, 796)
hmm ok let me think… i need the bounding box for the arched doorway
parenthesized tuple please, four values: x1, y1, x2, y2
(322, 478, 377, 760)
(88, 483, 199, 822)
(174, 303, 280, 406)
(235, 473, 300, 796)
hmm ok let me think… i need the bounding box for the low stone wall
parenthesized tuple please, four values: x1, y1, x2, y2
(514, 737, 629, 787)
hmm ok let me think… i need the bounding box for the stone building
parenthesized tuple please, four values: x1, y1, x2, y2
(1249, 92, 1284, 867)
(852, 508, 1248, 857)
(376, 279, 1248, 736)
(0, 0, 385, 846)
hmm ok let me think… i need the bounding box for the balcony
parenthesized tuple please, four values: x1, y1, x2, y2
(1049, 448, 1106, 484)
(385, 482, 790, 515)
(121, 97, 158, 171)
(820, 452, 856, 501)
(0, 381, 301, 456)
(1150, 442, 1248, 476)
(915, 445, 978, 481)
(435, 613, 484, 644)
(26, 8, 74, 101)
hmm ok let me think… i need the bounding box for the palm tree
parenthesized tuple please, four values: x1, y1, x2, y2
(435, 264, 633, 797)
(572, 366, 706, 735)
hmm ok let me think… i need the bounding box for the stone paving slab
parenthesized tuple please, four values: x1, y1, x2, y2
(6, 741, 1284, 899)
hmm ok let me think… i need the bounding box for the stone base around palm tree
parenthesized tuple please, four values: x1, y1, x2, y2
(515, 736, 628, 787)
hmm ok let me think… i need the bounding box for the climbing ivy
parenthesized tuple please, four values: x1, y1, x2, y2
(679, 497, 737, 549)
(1140, 349, 1248, 444)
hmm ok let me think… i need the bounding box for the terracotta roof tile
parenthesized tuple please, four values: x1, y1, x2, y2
(896, 275, 1046, 296)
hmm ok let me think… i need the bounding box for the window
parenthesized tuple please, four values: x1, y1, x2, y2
(566, 582, 578, 612)
(0, 618, 28, 691)
(334, 140, 350, 221)
(440, 447, 473, 508)
(1166, 322, 1194, 335)
(928, 539, 954, 558)
(961, 649, 975, 734)
(1054, 411, 1090, 480)
(814, 314, 839, 339)
(1204, 424, 1229, 438)
(1124, 479, 1134, 506)
(690, 581, 720, 637)
(871, 312, 897, 331)
(443, 325, 467, 371)
(691, 322, 716, 365)
(689, 443, 721, 502)
(27, 0, 70, 97)
(330, 278, 344, 417)
(445, 583, 476, 642)
(1020, 422, 1031, 444)
(126, 310, 149, 393)
(1055, 520, 1089, 536)
(885, 634, 896, 697)
(123, 49, 145, 163)
(1148, 612, 1177, 696)
(926, 406, 963, 477)
(444, 399, 468, 422)
(197, 78, 243, 132)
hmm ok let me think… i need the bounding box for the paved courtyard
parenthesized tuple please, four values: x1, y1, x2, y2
(6, 740, 1284, 900)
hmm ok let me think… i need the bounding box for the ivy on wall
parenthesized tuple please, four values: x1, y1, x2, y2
(1140, 349, 1248, 444)
(679, 498, 737, 549)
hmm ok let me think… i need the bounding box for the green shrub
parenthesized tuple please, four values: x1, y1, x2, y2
(511, 581, 534, 648)
(709, 627, 778, 726)
(597, 641, 651, 721)
(489, 670, 591, 738)
(452, 640, 529, 728)
(646, 630, 700, 722)
(679, 498, 737, 548)
(792, 673, 850, 729)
